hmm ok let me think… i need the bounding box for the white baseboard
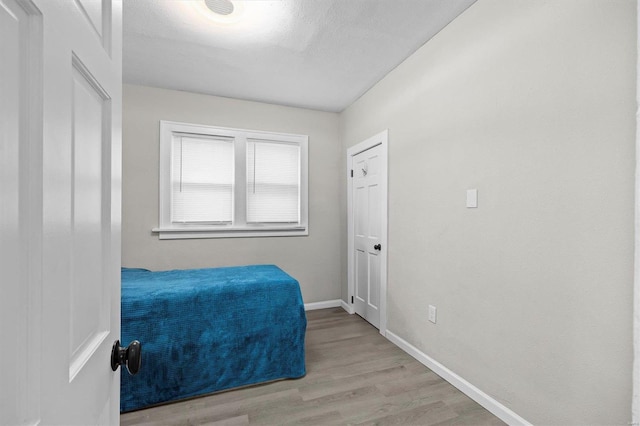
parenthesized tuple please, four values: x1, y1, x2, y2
(304, 299, 342, 311)
(385, 330, 531, 426)
(341, 299, 354, 314)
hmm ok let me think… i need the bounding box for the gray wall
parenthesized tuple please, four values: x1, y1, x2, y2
(340, 1, 636, 424)
(122, 84, 342, 303)
(123, 1, 637, 422)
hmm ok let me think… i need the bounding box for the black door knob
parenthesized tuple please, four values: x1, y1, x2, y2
(374, 244, 381, 251)
(111, 339, 142, 375)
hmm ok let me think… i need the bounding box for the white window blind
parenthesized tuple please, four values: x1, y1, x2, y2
(246, 140, 300, 223)
(171, 135, 234, 223)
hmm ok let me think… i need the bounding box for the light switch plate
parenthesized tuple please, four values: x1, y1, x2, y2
(466, 189, 478, 208)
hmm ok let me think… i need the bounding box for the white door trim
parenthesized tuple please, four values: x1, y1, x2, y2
(347, 129, 388, 335)
(633, 2, 639, 421)
(1, 0, 43, 422)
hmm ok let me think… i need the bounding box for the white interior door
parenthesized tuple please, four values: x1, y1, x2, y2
(352, 144, 383, 329)
(0, 0, 122, 424)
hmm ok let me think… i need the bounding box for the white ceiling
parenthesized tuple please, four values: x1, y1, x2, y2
(123, 0, 476, 112)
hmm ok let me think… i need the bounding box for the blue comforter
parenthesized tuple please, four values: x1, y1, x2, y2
(120, 265, 307, 412)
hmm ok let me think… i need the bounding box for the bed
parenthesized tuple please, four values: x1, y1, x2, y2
(120, 264, 307, 412)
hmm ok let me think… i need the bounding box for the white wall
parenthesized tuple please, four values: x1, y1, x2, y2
(122, 84, 342, 303)
(340, 1, 636, 424)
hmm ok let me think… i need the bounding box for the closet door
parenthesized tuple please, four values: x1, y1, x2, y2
(352, 144, 383, 328)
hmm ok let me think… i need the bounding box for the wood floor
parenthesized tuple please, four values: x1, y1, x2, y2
(121, 308, 504, 426)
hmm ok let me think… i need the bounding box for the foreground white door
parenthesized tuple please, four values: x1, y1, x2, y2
(0, 0, 122, 424)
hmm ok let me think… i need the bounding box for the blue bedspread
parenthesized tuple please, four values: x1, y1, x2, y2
(120, 265, 307, 412)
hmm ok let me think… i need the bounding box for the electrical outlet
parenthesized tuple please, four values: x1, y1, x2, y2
(428, 305, 437, 324)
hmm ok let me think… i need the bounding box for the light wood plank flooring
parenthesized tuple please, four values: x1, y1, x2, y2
(121, 308, 504, 425)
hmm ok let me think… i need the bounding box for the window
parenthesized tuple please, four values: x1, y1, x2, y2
(154, 121, 308, 239)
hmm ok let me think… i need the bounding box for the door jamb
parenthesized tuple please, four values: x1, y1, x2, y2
(632, 2, 639, 420)
(346, 129, 388, 336)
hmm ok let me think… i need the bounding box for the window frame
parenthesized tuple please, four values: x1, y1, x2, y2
(154, 120, 308, 239)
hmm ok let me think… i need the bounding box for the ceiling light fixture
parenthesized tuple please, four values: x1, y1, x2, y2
(197, 0, 244, 25)
(204, 0, 234, 16)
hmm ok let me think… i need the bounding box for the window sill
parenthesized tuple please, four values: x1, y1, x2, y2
(151, 226, 308, 240)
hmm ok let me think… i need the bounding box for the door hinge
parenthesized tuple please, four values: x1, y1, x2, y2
(351, 296, 354, 303)
(350, 169, 353, 177)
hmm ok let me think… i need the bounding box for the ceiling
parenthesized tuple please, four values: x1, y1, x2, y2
(123, 0, 476, 112)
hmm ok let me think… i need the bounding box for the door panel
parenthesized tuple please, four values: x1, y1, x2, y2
(368, 183, 380, 238)
(369, 251, 380, 308)
(69, 60, 112, 380)
(75, 0, 104, 38)
(355, 184, 366, 236)
(356, 248, 367, 303)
